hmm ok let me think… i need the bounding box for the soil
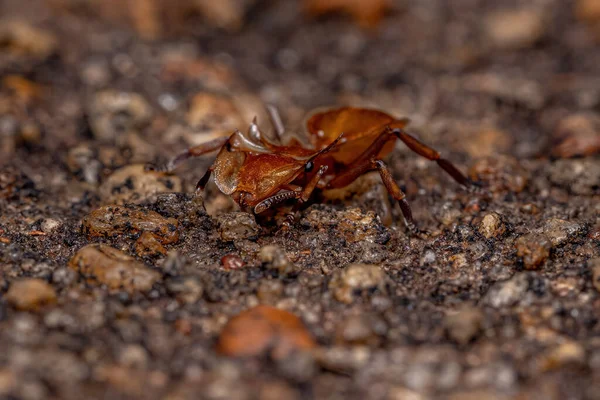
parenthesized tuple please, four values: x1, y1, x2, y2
(1, 0, 600, 399)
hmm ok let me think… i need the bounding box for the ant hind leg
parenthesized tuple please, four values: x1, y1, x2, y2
(391, 128, 475, 190)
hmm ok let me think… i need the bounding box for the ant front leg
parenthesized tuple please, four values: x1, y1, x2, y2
(391, 128, 474, 190)
(371, 159, 421, 234)
(147, 137, 229, 173)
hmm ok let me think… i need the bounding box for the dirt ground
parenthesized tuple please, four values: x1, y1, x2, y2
(1, 0, 600, 399)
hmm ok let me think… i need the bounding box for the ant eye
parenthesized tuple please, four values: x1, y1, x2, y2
(305, 161, 314, 172)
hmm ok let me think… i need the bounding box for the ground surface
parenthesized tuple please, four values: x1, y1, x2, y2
(1, 0, 600, 399)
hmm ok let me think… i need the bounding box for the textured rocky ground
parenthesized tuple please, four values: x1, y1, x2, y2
(1, 0, 600, 399)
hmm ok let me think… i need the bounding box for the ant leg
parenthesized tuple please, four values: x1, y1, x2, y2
(147, 137, 228, 173)
(391, 128, 472, 188)
(194, 167, 213, 196)
(280, 165, 329, 231)
(326, 154, 420, 234)
(266, 104, 285, 143)
(299, 165, 328, 203)
(372, 159, 419, 234)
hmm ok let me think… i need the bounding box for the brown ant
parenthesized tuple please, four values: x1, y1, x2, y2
(150, 106, 476, 233)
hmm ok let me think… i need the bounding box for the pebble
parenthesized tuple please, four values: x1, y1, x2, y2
(515, 233, 552, 269)
(216, 212, 259, 242)
(538, 341, 586, 371)
(216, 305, 316, 359)
(87, 90, 153, 142)
(462, 127, 513, 158)
(542, 218, 583, 247)
(590, 258, 600, 293)
(469, 155, 529, 194)
(551, 112, 600, 158)
(478, 212, 506, 239)
(259, 245, 294, 274)
(135, 231, 167, 257)
(165, 276, 203, 304)
(303, 207, 390, 244)
(40, 218, 61, 234)
(221, 254, 245, 270)
(576, 0, 600, 24)
(256, 280, 284, 304)
(69, 244, 160, 293)
(66, 144, 103, 185)
(5, 278, 57, 311)
(445, 305, 482, 344)
(304, 0, 391, 28)
(0, 20, 57, 59)
(335, 314, 384, 346)
(99, 164, 182, 205)
(548, 159, 600, 195)
(185, 92, 243, 143)
(485, 8, 546, 50)
(485, 273, 529, 308)
(329, 264, 386, 304)
(118, 344, 149, 370)
(82, 205, 179, 245)
(315, 346, 371, 374)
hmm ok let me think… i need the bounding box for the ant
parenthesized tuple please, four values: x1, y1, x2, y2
(150, 106, 476, 233)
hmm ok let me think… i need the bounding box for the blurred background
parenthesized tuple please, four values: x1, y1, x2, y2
(2, 0, 600, 173)
(1, 2, 600, 399)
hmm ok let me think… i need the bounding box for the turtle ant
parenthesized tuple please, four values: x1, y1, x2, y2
(151, 106, 475, 233)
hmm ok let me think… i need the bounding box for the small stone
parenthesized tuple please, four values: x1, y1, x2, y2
(216, 212, 259, 242)
(185, 92, 243, 143)
(542, 218, 583, 247)
(259, 382, 301, 400)
(135, 231, 167, 257)
(303, 207, 390, 244)
(0, 20, 57, 59)
(88, 90, 153, 142)
(66, 144, 103, 185)
(445, 305, 482, 344)
(548, 159, 600, 195)
(99, 164, 182, 205)
(259, 245, 294, 274)
(485, 273, 529, 308)
(551, 112, 600, 158)
(69, 244, 160, 293)
(5, 278, 57, 311)
(538, 341, 586, 371)
(485, 8, 546, 50)
(221, 254, 245, 270)
(335, 314, 383, 346)
(469, 156, 529, 194)
(576, 0, 600, 24)
(165, 276, 203, 304)
(40, 218, 61, 234)
(82, 205, 179, 245)
(315, 346, 371, 374)
(216, 305, 316, 359)
(329, 264, 386, 304)
(256, 280, 284, 304)
(478, 212, 506, 239)
(462, 127, 513, 157)
(0, 369, 16, 396)
(304, 0, 391, 28)
(118, 344, 149, 369)
(590, 258, 600, 293)
(515, 233, 552, 269)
